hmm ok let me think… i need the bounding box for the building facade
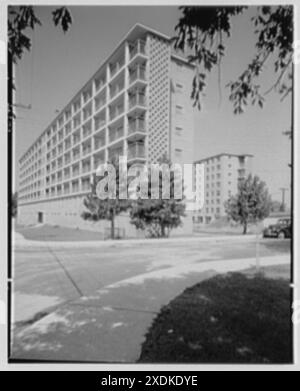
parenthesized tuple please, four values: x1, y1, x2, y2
(17, 24, 195, 236)
(193, 153, 253, 224)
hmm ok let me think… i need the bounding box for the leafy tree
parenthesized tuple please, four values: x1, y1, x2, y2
(225, 174, 272, 234)
(81, 161, 130, 239)
(130, 159, 186, 238)
(8, 6, 72, 64)
(173, 6, 293, 113)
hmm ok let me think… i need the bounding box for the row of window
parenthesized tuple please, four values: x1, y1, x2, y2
(19, 38, 147, 171)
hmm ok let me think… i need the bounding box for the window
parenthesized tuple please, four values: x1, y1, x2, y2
(176, 62, 183, 71)
(176, 105, 183, 115)
(175, 126, 183, 136)
(175, 148, 183, 159)
(176, 83, 183, 92)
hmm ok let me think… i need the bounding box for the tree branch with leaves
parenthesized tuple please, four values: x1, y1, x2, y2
(173, 5, 293, 113)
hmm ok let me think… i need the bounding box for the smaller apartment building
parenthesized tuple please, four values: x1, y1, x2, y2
(194, 153, 253, 224)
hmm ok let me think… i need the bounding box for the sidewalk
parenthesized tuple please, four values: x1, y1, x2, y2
(13, 231, 258, 249)
(11, 254, 290, 362)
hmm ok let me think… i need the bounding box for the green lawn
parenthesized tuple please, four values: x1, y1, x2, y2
(138, 267, 292, 363)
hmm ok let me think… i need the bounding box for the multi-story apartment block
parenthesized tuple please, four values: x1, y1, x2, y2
(193, 153, 253, 224)
(17, 24, 195, 236)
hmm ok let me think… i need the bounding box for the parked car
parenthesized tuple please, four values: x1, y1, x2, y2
(263, 218, 292, 239)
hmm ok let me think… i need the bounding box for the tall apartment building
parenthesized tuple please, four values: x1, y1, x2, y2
(17, 24, 195, 236)
(193, 153, 253, 224)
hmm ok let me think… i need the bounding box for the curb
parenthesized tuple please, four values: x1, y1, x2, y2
(12, 233, 259, 248)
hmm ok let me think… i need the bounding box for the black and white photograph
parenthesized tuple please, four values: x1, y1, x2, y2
(1, 0, 299, 371)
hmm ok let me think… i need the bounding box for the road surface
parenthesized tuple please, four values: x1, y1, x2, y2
(11, 236, 290, 362)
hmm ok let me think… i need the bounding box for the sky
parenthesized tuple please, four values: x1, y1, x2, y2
(14, 5, 292, 202)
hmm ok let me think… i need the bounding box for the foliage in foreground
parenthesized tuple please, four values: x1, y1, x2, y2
(173, 6, 293, 113)
(138, 272, 292, 363)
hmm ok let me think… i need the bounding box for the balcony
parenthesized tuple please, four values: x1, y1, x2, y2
(65, 123, 72, 136)
(129, 39, 146, 60)
(109, 126, 124, 144)
(94, 155, 105, 170)
(110, 83, 124, 100)
(128, 118, 146, 141)
(128, 118, 145, 134)
(57, 188, 63, 196)
(129, 65, 146, 85)
(58, 145, 64, 156)
(72, 166, 80, 177)
(64, 169, 71, 179)
(83, 107, 92, 122)
(82, 124, 92, 139)
(127, 142, 146, 161)
(72, 151, 81, 161)
(73, 135, 81, 146)
(64, 154, 71, 165)
(64, 185, 70, 195)
(82, 162, 91, 174)
(109, 104, 124, 122)
(95, 117, 106, 131)
(83, 88, 92, 104)
(128, 91, 146, 113)
(95, 96, 106, 112)
(73, 115, 81, 129)
(109, 147, 123, 163)
(82, 143, 92, 157)
(110, 57, 125, 79)
(95, 76, 106, 92)
(72, 181, 79, 193)
(94, 137, 105, 150)
(57, 174, 62, 183)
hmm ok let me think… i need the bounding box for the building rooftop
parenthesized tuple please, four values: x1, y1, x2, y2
(194, 153, 254, 164)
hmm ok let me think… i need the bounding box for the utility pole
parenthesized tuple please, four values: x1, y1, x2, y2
(280, 187, 288, 212)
